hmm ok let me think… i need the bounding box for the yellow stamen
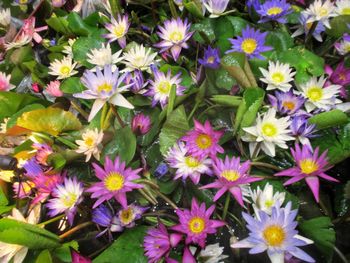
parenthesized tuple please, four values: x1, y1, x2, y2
(97, 82, 113, 93)
(113, 25, 126, 38)
(188, 217, 205, 234)
(271, 72, 285, 83)
(62, 193, 78, 207)
(306, 86, 323, 102)
(60, 66, 71, 75)
(185, 156, 200, 168)
(261, 123, 278, 137)
(169, 31, 183, 42)
(221, 170, 240, 181)
(157, 81, 171, 95)
(195, 134, 212, 149)
(241, 38, 257, 54)
(263, 225, 285, 246)
(207, 56, 215, 63)
(267, 7, 283, 16)
(342, 8, 350, 15)
(299, 159, 318, 174)
(84, 137, 95, 147)
(282, 101, 295, 110)
(104, 172, 124, 191)
(120, 208, 134, 224)
(318, 8, 328, 17)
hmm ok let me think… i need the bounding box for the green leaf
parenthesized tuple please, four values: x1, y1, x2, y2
(308, 109, 349, 130)
(326, 15, 350, 37)
(47, 153, 67, 170)
(17, 107, 82, 136)
(265, 30, 294, 52)
(210, 95, 241, 107)
(0, 218, 60, 249)
(299, 217, 335, 259)
(191, 18, 216, 44)
(159, 64, 193, 88)
(72, 34, 106, 67)
(60, 77, 85, 94)
(0, 188, 8, 206)
(215, 68, 236, 90)
(93, 226, 148, 263)
(36, 250, 52, 263)
(184, 1, 204, 18)
(167, 85, 177, 117)
(52, 241, 79, 263)
(159, 105, 190, 155)
(226, 16, 249, 35)
(101, 126, 136, 164)
(7, 104, 45, 129)
(10, 46, 33, 65)
(221, 52, 252, 88)
(67, 12, 95, 36)
(212, 16, 235, 54)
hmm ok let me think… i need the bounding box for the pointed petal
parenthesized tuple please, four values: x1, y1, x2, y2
(305, 176, 320, 202)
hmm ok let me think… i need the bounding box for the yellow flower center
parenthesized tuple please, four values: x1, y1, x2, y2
(104, 172, 124, 191)
(207, 56, 215, 63)
(60, 66, 71, 75)
(113, 25, 126, 38)
(97, 82, 113, 93)
(306, 22, 313, 30)
(188, 217, 205, 234)
(261, 123, 278, 137)
(339, 73, 346, 81)
(282, 101, 295, 111)
(271, 72, 285, 83)
(84, 136, 95, 147)
(307, 86, 323, 102)
(169, 31, 183, 42)
(342, 8, 350, 15)
(241, 38, 257, 54)
(185, 156, 200, 168)
(318, 8, 328, 17)
(299, 159, 318, 174)
(221, 170, 240, 181)
(119, 208, 134, 224)
(195, 134, 212, 149)
(263, 225, 285, 246)
(157, 81, 171, 95)
(19, 0, 28, 4)
(265, 200, 274, 208)
(62, 193, 78, 207)
(267, 7, 283, 16)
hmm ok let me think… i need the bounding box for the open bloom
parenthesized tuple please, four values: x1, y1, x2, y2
(303, 0, 336, 29)
(0, 8, 11, 28)
(0, 205, 41, 263)
(0, 72, 15, 91)
(203, 0, 229, 18)
(122, 44, 158, 72)
(291, 13, 325, 42)
(227, 26, 272, 59)
(75, 128, 104, 161)
(243, 108, 294, 157)
(249, 183, 286, 215)
(197, 243, 228, 263)
(297, 76, 341, 112)
(155, 18, 194, 61)
(104, 15, 130, 48)
(172, 198, 225, 248)
(201, 156, 262, 206)
(335, 0, 350, 15)
(165, 142, 212, 185)
(144, 222, 182, 263)
(92, 205, 122, 237)
(182, 119, 224, 159)
(268, 90, 305, 115)
(49, 56, 78, 79)
(198, 46, 221, 69)
(45, 80, 63, 97)
(87, 156, 143, 208)
(118, 203, 147, 228)
(275, 144, 338, 202)
(86, 43, 123, 71)
(256, 0, 292, 23)
(145, 65, 185, 108)
(290, 116, 317, 147)
(259, 61, 296, 92)
(231, 202, 315, 263)
(325, 61, 350, 99)
(73, 65, 134, 121)
(335, 34, 350, 55)
(32, 143, 53, 166)
(47, 177, 84, 225)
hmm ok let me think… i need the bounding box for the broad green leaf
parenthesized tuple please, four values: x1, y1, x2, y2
(72, 34, 106, 67)
(212, 16, 235, 54)
(167, 85, 177, 117)
(265, 30, 294, 52)
(46, 14, 71, 34)
(60, 77, 85, 94)
(10, 46, 33, 65)
(191, 18, 215, 44)
(52, 241, 79, 263)
(215, 68, 236, 90)
(0, 188, 8, 206)
(326, 15, 350, 37)
(93, 226, 148, 263)
(67, 12, 95, 36)
(226, 16, 249, 35)
(17, 107, 82, 136)
(299, 217, 335, 259)
(47, 153, 67, 170)
(158, 179, 179, 195)
(101, 126, 136, 164)
(221, 52, 252, 88)
(210, 95, 241, 107)
(159, 105, 190, 155)
(7, 104, 45, 129)
(308, 109, 348, 130)
(159, 64, 193, 88)
(36, 250, 52, 263)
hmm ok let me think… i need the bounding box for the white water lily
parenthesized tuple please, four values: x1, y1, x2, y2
(243, 108, 294, 157)
(259, 61, 296, 92)
(203, 0, 230, 18)
(335, 0, 350, 15)
(86, 43, 123, 71)
(122, 44, 158, 72)
(297, 76, 341, 112)
(0, 8, 11, 27)
(0, 205, 41, 263)
(303, 0, 337, 29)
(62, 38, 77, 57)
(75, 128, 104, 161)
(197, 243, 228, 263)
(48, 56, 78, 79)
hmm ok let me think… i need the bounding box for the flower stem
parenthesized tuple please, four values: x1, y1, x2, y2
(38, 214, 65, 227)
(110, 105, 126, 128)
(251, 162, 281, 171)
(222, 193, 231, 220)
(59, 221, 92, 239)
(156, 190, 178, 210)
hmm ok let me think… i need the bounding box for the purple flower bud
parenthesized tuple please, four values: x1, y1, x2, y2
(131, 113, 152, 135)
(52, 0, 66, 8)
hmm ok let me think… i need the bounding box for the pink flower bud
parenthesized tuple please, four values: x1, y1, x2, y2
(131, 113, 151, 135)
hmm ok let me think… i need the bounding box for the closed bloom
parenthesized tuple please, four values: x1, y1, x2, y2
(124, 70, 147, 93)
(75, 128, 104, 161)
(198, 46, 221, 69)
(155, 18, 194, 61)
(47, 177, 84, 225)
(87, 156, 143, 208)
(243, 108, 294, 157)
(49, 56, 78, 79)
(131, 113, 152, 135)
(335, 0, 350, 15)
(45, 80, 63, 97)
(73, 65, 134, 121)
(201, 156, 262, 206)
(268, 90, 305, 115)
(197, 243, 228, 263)
(122, 44, 158, 72)
(86, 43, 123, 71)
(303, 0, 336, 29)
(145, 65, 185, 108)
(0, 8, 11, 28)
(260, 61, 296, 92)
(325, 61, 350, 98)
(144, 222, 182, 263)
(231, 202, 315, 263)
(275, 144, 338, 202)
(0, 72, 15, 91)
(182, 119, 224, 159)
(172, 199, 225, 248)
(290, 116, 317, 147)
(297, 76, 341, 112)
(32, 143, 53, 165)
(52, 0, 66, 8)
(291, 13, 325, 42)
(227, 26, 272, 59)
(118, 203, 147, 228)
(165, 142, 212, 185)
(335, 34, 350, 56)
(92, 205, 122, 237)
(256, 0, 292, 23)
(249, 183, 286, 215)
(203, 0, 230, 18)
(104, 15, 130, 48)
